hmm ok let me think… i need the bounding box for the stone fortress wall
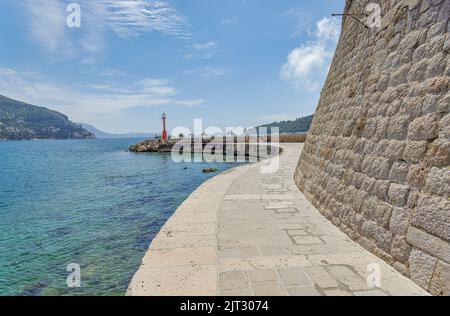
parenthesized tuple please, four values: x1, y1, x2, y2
(295, 0, 449, 295)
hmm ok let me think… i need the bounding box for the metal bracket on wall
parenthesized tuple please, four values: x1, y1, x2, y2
(332, 13, 369, 29)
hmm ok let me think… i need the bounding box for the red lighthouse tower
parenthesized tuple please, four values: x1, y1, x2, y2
(161, 112, 168, 143)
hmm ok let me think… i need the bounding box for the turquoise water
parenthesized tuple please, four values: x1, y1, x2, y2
(0, 139, 237, 296)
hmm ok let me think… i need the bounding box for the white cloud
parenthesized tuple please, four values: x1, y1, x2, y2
(192, 41, 217, 50)
(99, 0, 188, 38)
(281, 17, 340, 91)
(23, 0, 76, 58)
(316, 17, 341, 42)
(184, 67, 228, 78)
(222, 17, 238, 25)
(186, 41, 218, 59)
(22, 0, 188, 60)
(0, 67, 203, 123)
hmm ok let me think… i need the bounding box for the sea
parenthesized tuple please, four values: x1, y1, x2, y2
(0, 139, 238, 296)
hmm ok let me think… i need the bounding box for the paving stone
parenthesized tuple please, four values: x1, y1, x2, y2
(220, 289, 253, 296)
(261, 194, 295, 200)
(264, 184, 283, 190)
(324, 289, 353, 296)
(220, 247, 260, 259)
(259, 246, 289, 256)
(354, 289, 388, 296)
(142, 247, 216, 266)
(287, 286, 321, 296)
(278, 267, 314, 287)
(274, 208, 298, 214)
(304, 266, 339, 289)
(327, 266, 369, 291)
(128, 265, 217, 296)
(265, 203, 295, 210)
(252, 281, 285, 296)
(249, 269, 277, 282)
(287, 229, 310, 236)
(219, 271, 249, 292)
(292, 236, 324, 245)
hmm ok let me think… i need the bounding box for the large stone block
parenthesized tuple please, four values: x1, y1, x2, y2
(387, 115, 410, 140)
(375, 201, 393, 228)
(374, 226, 393, 253)
(411, 195, 450, 241)
(389, 207, 411, 236)
(409, 249, 438, 290)
(426, 53, 447, 78)
(440, 113, 450, 139)
(426, 76, 449, 94)
(389, 161, 409, 183)
(387, 183, 411, 207)
(374, 180, 390, 201)
(426, 138, 450, 168)
(424, 166, 450, 196)
(370, 157, 391, 180)
(408, 60, 429, 82)
(408, 114, 439, 141)
(361, 220, 378, 240)
(406, 226, 450, 262)
(429, 260, 450, 296)
(391, 236, 412, 263)
(404, 141, 428, 163)
(361, 155, 374, 175)
(362, 197, 378, 222)
(386, 140, 406, 160)
(407, 162, 430, 189)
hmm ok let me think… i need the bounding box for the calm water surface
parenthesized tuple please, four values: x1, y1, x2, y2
(0, 139, 238, 296)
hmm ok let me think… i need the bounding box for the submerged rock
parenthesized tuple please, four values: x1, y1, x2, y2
(202, 168, 219, 173)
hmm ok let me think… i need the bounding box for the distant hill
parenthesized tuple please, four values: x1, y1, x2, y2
(80, 123, 157, 139)
(258, 115, 314, 134)
(0, 95, 94, 141)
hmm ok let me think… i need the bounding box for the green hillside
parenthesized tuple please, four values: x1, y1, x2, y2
(0, 95, 94, 140)
(258, 115, 314, 134)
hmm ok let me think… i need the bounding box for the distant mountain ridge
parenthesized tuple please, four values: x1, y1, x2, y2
(80, 123, 157, 139)
(0, 95, 94, 141)
(258, 115, 313, 134)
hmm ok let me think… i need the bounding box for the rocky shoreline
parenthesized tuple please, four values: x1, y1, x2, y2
(129, 137, 282, 158)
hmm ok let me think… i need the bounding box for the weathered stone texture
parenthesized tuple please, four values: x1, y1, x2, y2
(295, 0, 450, 294)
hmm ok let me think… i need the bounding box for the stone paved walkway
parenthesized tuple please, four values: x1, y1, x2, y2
(127, 144, 429, 296)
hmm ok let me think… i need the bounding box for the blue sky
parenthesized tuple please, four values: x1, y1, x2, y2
(0, 0, 344, 133)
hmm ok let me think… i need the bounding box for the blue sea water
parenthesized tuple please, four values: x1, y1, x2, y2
(0, 139, 238, 296)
